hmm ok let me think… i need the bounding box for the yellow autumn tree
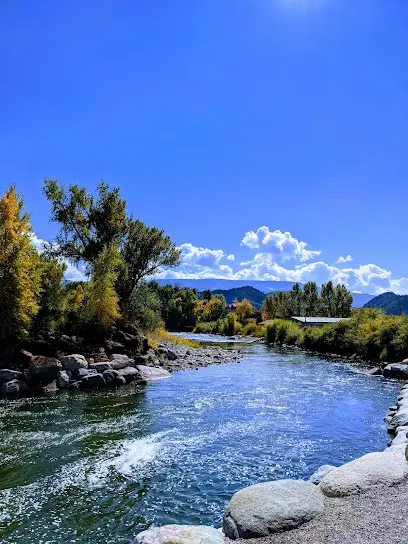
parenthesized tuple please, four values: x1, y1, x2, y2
(87, 244, 121, 331)
(0, 186, 42, 344)
(235, 298, 254, 324)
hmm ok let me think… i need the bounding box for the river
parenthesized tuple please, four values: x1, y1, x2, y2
(0, 337, 400, 544)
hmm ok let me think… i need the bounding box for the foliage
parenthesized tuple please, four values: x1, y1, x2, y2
(151, 283, 198, 331)
(242, 321, 266, 337)
(266, 320, 303, 345)
(32, 256, 66, 333)
(195, 293, 227, 322)
(263, 281, 353, 320)
(147, 328, 198, 349)
(59, 282, 86, 334)
(123, 281, 163, 332)
(117, 218, 180, 301)
(86, 244, 121, 332)
(235, 298, 254, 324)
(43, 179, 127, 268)
(0, 186, 42, 345)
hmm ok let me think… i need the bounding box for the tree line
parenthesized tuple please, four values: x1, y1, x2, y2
(262, 281, 353, 320)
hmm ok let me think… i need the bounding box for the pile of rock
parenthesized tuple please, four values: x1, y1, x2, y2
(0, 352, 171, 395)
(156, 342, 242, 372)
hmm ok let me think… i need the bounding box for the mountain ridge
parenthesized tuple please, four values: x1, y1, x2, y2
(363, 292, 408, 315)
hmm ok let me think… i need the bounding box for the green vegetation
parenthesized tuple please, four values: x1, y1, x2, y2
(0, 181, 181, 355)
(263, 281, 353, 320)
(264, 309, 408, 363)
(363, 292, 408, 315)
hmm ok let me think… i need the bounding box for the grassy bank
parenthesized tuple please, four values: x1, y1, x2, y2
(265, 309, 408, 363)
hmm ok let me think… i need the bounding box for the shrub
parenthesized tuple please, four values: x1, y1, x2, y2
(266, 319, 302, 345)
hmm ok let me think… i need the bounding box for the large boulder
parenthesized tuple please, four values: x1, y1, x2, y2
(135, 365, 171, 381)
(74, 368, 97, 380)
(81, 373, 106, 389)
(1, 379, 28, 395)
(117, 366, 142, 383)
(0, 369, 23, 383)
(57, 370, 70, 389)
(103, 369, 126, 385)
(110, 354, 135, 369)
(29, 356, 62, 385)
(60, 354, 88, 371)
(389, 407, 408, 429)
(319, 450, 408, 497)
(104, 340, 125, 355)
(308, 465, 337, 485)
(134, 525, 224, 544)
(223, 480, 325, 539)
(383, 363, 408, 380)
(89, 362, 112, 373)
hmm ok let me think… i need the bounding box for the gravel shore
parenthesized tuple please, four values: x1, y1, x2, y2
(229, 480, 408, 544)
(158, 341, 243, 372)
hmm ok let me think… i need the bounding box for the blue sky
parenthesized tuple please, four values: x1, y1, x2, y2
(1, 0, 408, 294)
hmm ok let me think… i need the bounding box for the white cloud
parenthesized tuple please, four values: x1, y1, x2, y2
(337, 255, 353, 264)
(241, 227, 321, 262)
(226, 254, 235, 261)
(31, 233, 87, 282)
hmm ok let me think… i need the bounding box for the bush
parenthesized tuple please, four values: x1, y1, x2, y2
(242, 321, 266, 337)
(266, 319, 302, 345)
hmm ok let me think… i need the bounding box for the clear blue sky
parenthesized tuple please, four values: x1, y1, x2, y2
(1, 0, 407, 293)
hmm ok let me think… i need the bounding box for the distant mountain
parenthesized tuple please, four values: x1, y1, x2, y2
(212, 286, 267, 309)
(363, 292, 408, 315)
(154, 279, 374, 308)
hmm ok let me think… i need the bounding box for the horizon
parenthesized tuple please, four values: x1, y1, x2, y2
(2, 0, 408, 295)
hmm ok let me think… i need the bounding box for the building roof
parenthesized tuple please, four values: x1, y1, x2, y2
(291, 316, 351, 324)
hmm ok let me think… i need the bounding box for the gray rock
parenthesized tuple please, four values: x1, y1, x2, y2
(135, 365, 171, 381)
(56, 370, 70, 389)
(81, 373, 106, 389)
(89, 362, 112, 372)
(117, 366, 142, 383)
(29, 356, 62, 385)
(110, 354, 135, 369)
(308, 465, 337, 485)
(319, 450, 408, 497)
(158, 347, 177, 361)
(60, 354, 88, 371)
(134, 525, 224, 544)
(223, 479, 325, 539)
(1, 379, 28, 394)
(384, 363, 408, 380)
(0, 369, 23, 383)
(364, 367, 382, 376)
(74, 368, 97, 380)
(103, 369, 126, 385)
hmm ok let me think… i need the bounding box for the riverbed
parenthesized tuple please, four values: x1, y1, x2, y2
(0, 338, 400, 544)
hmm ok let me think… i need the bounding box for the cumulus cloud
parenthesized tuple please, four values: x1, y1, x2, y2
(241, 227, 321, 262)
(226, 254, 235, 261)
(337, 255, 353, 264)
(31, 233, 87, 282)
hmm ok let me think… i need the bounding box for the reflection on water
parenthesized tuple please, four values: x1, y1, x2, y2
(0, 342, 400, 544)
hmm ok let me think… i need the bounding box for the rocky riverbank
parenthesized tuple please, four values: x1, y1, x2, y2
(0, 333, 243, 396)
(134, 377, 408, 544)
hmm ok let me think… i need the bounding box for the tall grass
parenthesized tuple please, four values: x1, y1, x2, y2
(147, 328, 199, 349)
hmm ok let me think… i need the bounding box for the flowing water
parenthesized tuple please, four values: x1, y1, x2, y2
(0, 337, 400, 544)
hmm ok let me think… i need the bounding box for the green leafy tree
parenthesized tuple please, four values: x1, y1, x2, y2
(202, 289, 212, 301)
(290, 283, 303, 316)
(303, 281, 319, 316)
(124, 282, 163, 332)
(263, 291, 292, 319)
(201, 294, 226, 322)
(0, 186, 42, 346)
(320, 281, 336, 316)
(235, 298, 254, 324)
(32, 256, 66, 333)
(116, 219, 180, 301)
(333, 284, 353, 318)
(43, 179, 127, 269)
